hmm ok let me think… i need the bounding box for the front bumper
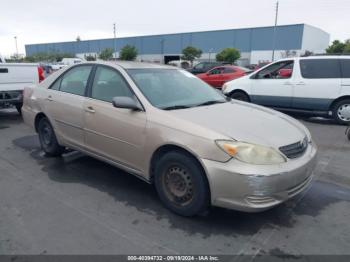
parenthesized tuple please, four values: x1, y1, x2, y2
(202, 142, 317, 212)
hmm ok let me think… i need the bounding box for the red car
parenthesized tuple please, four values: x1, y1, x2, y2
(197, 65, 251, 88)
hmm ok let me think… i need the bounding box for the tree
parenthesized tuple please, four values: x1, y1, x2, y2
(326, 40, 346, 54)
(24, 52, 74, 62)
(85, 54, 96, 61)
(281, 50, 297, 58)
(99, 48, 114, 61)
(181, 46, 202, 65)
(216, 48, 240, 64)
(119, 45, 138, 61)
(344, 40, 350, 54)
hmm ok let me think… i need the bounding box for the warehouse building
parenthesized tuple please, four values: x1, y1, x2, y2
(25, 24, 330, 66)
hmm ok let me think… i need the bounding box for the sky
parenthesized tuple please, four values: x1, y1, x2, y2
(1, 0, 349, 56)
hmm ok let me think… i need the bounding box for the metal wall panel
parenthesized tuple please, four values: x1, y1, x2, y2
(25, 24, 310, 56)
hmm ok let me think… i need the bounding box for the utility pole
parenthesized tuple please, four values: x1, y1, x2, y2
(272, 1, 279, 62)
(14, 36, 18, 60)
(113, 23, 117, 60)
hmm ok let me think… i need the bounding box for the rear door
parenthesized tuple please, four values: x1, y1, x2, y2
(84, 65, 147, 171)
(250, 60, 294, 108)
(293, 59, 341, 111)
(44, 65, 93, 148)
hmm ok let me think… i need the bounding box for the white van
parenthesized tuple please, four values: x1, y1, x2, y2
(222, 56, 350, 124)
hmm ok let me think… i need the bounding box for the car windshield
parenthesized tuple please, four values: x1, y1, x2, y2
(127, 69, 227, 110)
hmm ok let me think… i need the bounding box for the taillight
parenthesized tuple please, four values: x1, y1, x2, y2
(38, 66, 45, 82)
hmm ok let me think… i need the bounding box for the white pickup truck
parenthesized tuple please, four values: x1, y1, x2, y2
(0, 55, 43, 113)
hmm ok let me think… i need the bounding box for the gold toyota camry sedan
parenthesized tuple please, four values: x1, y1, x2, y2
(22, 61, 317, 216)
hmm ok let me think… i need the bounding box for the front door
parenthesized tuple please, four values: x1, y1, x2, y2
(44, 65, 93, 147)
(206, 67, 224, 87)
(84, 65, 147, 171)
(250, 60, 294, 108)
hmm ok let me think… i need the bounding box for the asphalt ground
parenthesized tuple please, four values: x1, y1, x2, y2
(0, 108, 350, 258)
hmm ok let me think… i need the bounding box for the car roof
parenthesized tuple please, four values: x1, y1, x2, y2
(88, 61, 177, 69)
(277, 55, 350, 62)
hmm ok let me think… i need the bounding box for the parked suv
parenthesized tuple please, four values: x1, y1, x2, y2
(222, 56, 350, 124)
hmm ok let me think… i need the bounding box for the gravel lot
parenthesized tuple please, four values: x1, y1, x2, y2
(1, 109, 350, 257)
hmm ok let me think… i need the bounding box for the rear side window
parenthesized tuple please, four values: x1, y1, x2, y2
(223, 67, 235, 73)
(60, 66, 92, 96)
(300, 59, 341, 79)
(341, 59, 350, 78)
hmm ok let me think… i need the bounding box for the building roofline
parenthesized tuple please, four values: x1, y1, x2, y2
(26, 23, 310, 47)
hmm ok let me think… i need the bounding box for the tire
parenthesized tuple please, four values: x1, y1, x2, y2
(230, 91, 250, 102)
(15, 104, 22, 115)
(332, 99, 350, 125)
(154, 151, 210, 217)
(37, 117, 64, 157)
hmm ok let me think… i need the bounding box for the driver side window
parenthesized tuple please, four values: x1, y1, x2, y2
(209, 67, 223, 75)
(91, 66, 133, 103)
(255, 61, 294, 80)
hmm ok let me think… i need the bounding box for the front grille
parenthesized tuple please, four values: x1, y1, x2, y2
(0, 91, 21, 100)
(279, 137, 308, 159)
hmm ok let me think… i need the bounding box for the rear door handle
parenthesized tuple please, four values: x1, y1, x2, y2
(284, 81, 293, 85)
(85, 106, 95, 113)
(46, 95, 53, 101)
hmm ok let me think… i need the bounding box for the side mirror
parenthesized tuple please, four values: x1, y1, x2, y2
(112, 96, 143, 111)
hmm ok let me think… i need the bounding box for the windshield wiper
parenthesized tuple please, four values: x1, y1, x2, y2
(162, 105, 192, 110)
(195, 100, 226, 107)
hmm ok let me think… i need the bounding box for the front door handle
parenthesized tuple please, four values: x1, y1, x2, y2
(46, 95, 53, 101)
(296, 82, 305, 86)
(85, 106, 95, 113)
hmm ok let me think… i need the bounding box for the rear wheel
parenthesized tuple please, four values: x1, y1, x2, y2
(154, 151, 210, 216)
(332, 99, 350, 125)
(38, 117, 64, 156)
(230, 91, 250, 102)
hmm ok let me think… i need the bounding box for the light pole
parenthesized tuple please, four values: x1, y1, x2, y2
(272, 1, 279, 62)
(113, 23, 117, 60)
(14, 36, 18, 60)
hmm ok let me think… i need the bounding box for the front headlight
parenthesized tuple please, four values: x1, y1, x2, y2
(222, 83, 228, 93)
(216, 140, 286, 165)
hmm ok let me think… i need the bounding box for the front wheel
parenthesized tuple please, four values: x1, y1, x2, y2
(38, 118, 65, 157)
(333, 99, 350, 125)
(229, 91, 250, 102)
(154, 151, 210, 216)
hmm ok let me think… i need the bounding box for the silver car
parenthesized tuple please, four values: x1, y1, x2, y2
(22, 61, 317, 216)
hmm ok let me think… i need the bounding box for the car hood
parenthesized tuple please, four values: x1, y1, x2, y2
(168, 101, 307, 148)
